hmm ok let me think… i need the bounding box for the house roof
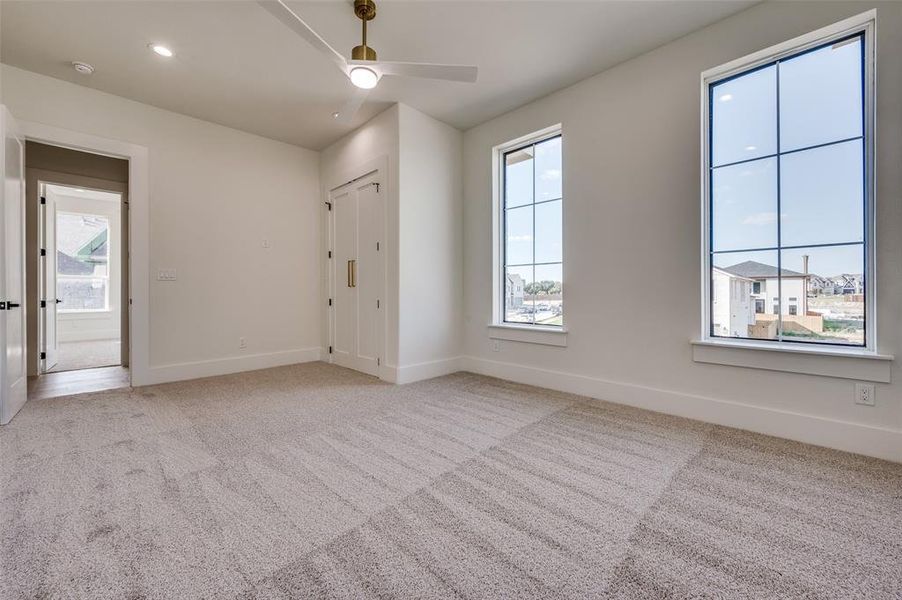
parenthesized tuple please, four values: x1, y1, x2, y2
(720, 260, 806, 279)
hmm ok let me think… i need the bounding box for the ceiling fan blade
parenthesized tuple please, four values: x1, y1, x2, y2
(258, 0, 348, 75)
(373, 61, 478, 83)
(335, 88, 370, 125)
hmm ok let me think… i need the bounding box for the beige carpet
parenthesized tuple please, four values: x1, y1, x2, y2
(1, 362, 899, 599)
(48, 339, 121, 373)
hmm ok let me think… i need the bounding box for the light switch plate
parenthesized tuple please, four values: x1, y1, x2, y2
(157, 268, 177, 281)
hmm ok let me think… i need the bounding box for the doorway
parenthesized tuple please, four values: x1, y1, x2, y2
(328, 171, 385, 377)
(40, 183, 124, 373)
(24, 141, 130, 400)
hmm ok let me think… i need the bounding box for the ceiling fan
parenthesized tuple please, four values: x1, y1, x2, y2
(259, 0, 478, 124)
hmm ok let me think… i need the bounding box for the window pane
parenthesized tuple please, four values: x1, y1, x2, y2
(533, 263, 562, 326)
(780, 139, 863, 247)
(534, 136, 561, 202)
(711, 65, 777, 167)
(505, 147, 533, 208)
(504, 266, 533, 324)
(57, 213, 110, 278)
(534, 200, 562, 263)
(712, 250, 779, 340)
(58, 277, 107, 311)
(504, 205, 533, 265)
(711, 157, 778, 252)
(781, 245, 864, 346)
(779, 37, 862, 152)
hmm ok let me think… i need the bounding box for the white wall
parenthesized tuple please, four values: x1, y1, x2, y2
(1, 65, 322, 382)
(397, 104, 463, 377)
(461, 1, 902, 461)
(50, 188, 122, 343)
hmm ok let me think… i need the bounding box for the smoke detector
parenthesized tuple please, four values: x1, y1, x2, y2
(71, 61, 95, 75)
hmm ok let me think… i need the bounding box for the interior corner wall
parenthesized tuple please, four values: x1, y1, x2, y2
(320, 105, 401, 369)
(2, 65, 322, 383)
(461, 1, 902, 461)
(397, 104, 463, 379)
(319, 104, 463, 382)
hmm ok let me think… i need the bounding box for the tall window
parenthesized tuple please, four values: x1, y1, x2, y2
(57, 212, 110, 312)
(501, 132, 562, 326)
(705, 20, 872, 348)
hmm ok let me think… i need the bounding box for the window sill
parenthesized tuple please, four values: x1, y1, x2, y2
(691, 338, 893, 383)
(489, 324, 568, 347)
(59, 309, 113, 320)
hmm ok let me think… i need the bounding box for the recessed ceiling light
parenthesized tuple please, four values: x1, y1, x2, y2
(149, 44, 174, 58)
(71, 61, 94, 75)
(719, 93, 733, 102)
(332, 112, 340, 119)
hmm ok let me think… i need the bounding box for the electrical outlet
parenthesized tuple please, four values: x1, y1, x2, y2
(854, 383, 875, 406)
(239, 337, 247, 350)
(492, 340, 501, 352)
(262, 239, 271, 249)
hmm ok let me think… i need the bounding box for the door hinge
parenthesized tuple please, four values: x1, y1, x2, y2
(328, 250, 332, 259)
(373, 182, 380, 193)
(377, 357, 381, 366)
(324, 201, 332, 211)
(40, 196, 46, 205)
(328, 346, 333, 354)
(40, 248, 46, 257)
(376, 299, 380, 309)
(40, 300, 46, 308)
(376, 242, 380, 251)
(40, 351, 46, 360)
(328, 298, 332, 307)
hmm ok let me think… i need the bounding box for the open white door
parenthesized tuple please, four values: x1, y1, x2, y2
(1, 106, 28, 424)
(41, 186, 59, 371)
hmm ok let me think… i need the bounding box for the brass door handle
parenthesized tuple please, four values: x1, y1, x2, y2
(347, 260, 357, 288)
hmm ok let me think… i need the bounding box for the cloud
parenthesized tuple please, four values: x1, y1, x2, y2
(742, 212, 778, 226)
(539, 169, 561, 181)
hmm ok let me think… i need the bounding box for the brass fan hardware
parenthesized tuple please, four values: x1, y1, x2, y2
(351, 0, 378, 62)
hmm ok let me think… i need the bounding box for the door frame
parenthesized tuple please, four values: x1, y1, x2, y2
(323, 156, 389, 380)
(19, 121, 150, 387)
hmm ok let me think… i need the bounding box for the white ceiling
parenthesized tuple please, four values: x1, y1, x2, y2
(1, 1, 757, 150)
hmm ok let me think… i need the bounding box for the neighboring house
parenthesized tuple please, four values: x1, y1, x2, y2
(506, 272, 524, 308)
(831, 274, 863, 295)
(721, 260, 808, 317)
(711, 267, 755, 337)
(808, 275, 834, 296)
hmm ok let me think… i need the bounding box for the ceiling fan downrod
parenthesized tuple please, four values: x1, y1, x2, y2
(351, 0, 377, 61)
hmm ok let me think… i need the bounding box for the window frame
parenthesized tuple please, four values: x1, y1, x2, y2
(699, 11, 876, 354)
(56, 210, 112, 314)
(492, 124, 565, 334)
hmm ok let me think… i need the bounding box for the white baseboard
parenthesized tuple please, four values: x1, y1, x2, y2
(460, 356, 902, 463)
(383, 356, 463, 384)
(139, 347, 322, 387)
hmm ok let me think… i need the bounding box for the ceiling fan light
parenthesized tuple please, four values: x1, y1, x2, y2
(349, 66, 379, 89)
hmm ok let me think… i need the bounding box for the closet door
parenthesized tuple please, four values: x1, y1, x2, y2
(329, 173, 382, 376)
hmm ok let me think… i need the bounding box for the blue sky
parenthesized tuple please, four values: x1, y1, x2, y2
(505, 136, 562, 281)
(710, 37, 864, 277)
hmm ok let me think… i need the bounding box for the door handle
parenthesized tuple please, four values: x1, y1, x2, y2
(347, 260, 357, 288)
(7, 302, 20, 308)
